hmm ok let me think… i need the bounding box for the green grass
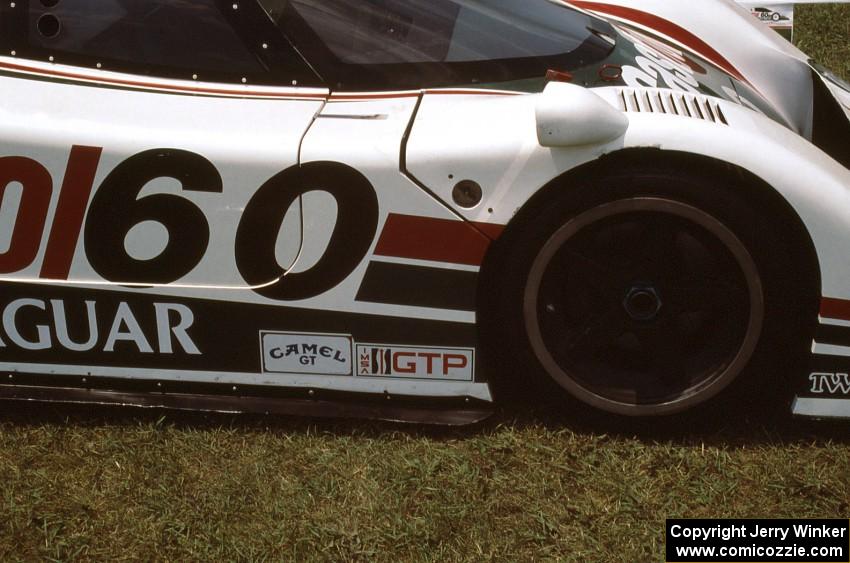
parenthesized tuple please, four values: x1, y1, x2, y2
(796, 4, 850, 80)
(1, 7, 849, 562)
(3, 407, 850, 562)
(4, 406, 850, 561)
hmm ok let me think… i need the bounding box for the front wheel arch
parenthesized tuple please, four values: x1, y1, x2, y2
(477, 149, 821, 418)
(481, 149, 821, 310)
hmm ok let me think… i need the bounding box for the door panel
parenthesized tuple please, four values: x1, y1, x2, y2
(0, 69, 326, 289)
(298, 95, 496, 323)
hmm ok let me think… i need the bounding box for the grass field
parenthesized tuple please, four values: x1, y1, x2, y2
(796, 4, 850, 79)
(2, 6, 850, 563)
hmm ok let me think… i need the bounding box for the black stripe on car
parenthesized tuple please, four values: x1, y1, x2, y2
(355, 261, 477, 312)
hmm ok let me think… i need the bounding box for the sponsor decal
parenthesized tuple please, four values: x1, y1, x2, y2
(617, 23, 768, 115)
(261, 332, 353, 375)
(0, 281, 476, 374)
(570, 1, 748, 83)
(809, 372, 850, 395)
(0, 297, 199, 355)
(618, 25, 703, 95)
(355, 344, 474, 381)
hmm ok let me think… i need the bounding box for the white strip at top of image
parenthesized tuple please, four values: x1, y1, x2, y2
(736, 0, 850, 4)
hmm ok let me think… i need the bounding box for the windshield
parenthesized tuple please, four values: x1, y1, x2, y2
(258, 0, 616, 90)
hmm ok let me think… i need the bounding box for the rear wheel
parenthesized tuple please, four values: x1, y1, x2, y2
(488, 167, 815, 419)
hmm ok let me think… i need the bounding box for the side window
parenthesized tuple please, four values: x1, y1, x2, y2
(5, 0, 278, 82)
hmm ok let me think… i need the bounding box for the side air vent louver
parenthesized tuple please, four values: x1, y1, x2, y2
(617, 88, 728, 125)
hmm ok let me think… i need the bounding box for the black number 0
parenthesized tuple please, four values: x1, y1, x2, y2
(236, 161, 379, 301)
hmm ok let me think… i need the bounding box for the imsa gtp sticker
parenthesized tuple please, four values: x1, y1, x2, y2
(355, 344, 474, 381)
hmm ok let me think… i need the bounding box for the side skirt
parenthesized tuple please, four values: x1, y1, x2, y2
(793, 318, 850, 420)
(0, 374, 493, 426)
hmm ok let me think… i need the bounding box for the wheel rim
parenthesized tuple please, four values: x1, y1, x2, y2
(523, 197, 764, 416)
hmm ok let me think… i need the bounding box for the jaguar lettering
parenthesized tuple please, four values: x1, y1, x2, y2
(0, 298, 199, 354)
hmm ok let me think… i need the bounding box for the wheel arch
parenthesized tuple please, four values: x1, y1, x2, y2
(476, 147, 822, 414)
(479, 147, 822, 315)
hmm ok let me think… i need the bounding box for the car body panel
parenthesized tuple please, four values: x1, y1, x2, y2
(569, 0, 816, 135)
(0, 0, 848, 422)
(0, 66, 496, 416)
(816, 69, 850, 121)
(407, 87, 850, 298)
(0, 56, 324, 289)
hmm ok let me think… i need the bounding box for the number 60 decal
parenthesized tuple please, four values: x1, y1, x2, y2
(0, 145, 379, 301)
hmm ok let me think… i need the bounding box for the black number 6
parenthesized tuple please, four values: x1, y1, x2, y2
(84, 149, 222, 284)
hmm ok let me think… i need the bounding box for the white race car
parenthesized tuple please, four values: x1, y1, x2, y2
(0, 0, 848, 424)
(751, 6, 790, 22)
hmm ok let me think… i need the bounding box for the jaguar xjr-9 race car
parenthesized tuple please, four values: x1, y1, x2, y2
(0, 0, 848, 424)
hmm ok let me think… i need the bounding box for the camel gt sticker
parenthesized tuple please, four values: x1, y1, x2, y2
(356, 344, 474, 381)
(261, 332, 353, 375)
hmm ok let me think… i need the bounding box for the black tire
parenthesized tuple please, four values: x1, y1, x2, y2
(484, 166, 817, 421)
(771, 12, 781, 22)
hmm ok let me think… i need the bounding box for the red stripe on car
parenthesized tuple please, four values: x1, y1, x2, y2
(821, 297, 850, 321)
(0, 61, 522, 102)
(568, 1, 748, 84)
(374, 213, 505, 267)
(0, 60, 325, 100)
(40, 146, 103, 280)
